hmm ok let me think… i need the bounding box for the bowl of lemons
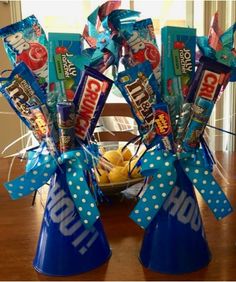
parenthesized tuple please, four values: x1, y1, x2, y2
(95, 145, 144, 195)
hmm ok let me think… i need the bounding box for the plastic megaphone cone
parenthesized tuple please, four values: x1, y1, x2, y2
(139, 161, 211, 274)
(33, 166, 111, 276)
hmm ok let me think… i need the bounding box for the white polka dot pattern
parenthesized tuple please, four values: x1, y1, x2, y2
(130, 148, 233, 229)
(180, 149, 233, 220)
(5, 154, 56, 200)
(4, 148, 100, 229)
(130, 150, 177, 229)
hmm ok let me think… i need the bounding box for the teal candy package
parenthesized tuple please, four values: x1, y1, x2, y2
(48, 33, 84, 102)
(0, 15, 48, 92)
(115, 61, 161, 147)
(161, 26, 196, 133)
(161, 26, 196, 100)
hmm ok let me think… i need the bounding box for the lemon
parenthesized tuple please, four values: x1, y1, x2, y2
(118, 147, 132, 161)
(97, 157, 113, 170)
(103, 150, 123, 166)
(95, 169, 109, 184)
(108, 166, 128, 183)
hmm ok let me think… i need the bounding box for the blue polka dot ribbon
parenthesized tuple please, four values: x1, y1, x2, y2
(130, 150, 177, 229)
(4, 146, 100, 229)
(179, 150, 233, 220)
(130, 148, 233, 229)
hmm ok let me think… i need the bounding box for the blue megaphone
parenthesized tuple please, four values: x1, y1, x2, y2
(33, 166, 111, 276)
(139, 161, 211, 274)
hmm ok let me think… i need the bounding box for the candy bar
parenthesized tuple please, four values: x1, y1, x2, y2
(57, 102, 75, 152)
(0, 15, 48, 93)
(183, 97, 214, 149)
(176, 56, 231, 148)
(187, 56, 231, 103)
(0, 62, 59, 154)
(30, 104, 50, 140)
(115, 61, 161, 147)
(48, 33, 84, 102)
(73, 66, 113, 143)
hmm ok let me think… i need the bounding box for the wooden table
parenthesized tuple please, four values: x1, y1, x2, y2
(0, 152, 236, 281)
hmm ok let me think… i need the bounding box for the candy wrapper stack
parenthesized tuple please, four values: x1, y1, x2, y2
(0, 1, 236, 276)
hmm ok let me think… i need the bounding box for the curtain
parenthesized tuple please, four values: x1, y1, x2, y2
(204, 1, 236, 152)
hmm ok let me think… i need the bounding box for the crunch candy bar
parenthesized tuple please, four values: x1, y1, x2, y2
(73, 66, 113, 143)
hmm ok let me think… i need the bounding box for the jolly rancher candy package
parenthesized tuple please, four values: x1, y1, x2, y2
(161, 26, 196, 131)
(48, 33, 84, 102)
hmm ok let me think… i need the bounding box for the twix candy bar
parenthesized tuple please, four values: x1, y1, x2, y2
(73, 66, 113, 143)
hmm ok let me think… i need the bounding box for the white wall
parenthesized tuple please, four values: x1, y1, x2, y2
(0, 2, 23, 156)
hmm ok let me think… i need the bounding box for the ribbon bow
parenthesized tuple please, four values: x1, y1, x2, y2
(4, 146, 100, 229)
(130, 148, 233, 229)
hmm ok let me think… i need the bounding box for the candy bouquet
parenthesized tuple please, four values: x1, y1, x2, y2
(0, 0, 236, 276)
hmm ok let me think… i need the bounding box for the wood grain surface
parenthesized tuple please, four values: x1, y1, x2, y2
(0, 152, 235, 281)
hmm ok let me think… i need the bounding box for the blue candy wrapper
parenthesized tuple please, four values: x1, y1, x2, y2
(0, 15, 48, 93)
(183, 97, 214, 149)
(115, 61, 161, 147)
(0, 62, 58, 153)
(122, 18, 161, 85)
(0, 62, 46, 129)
